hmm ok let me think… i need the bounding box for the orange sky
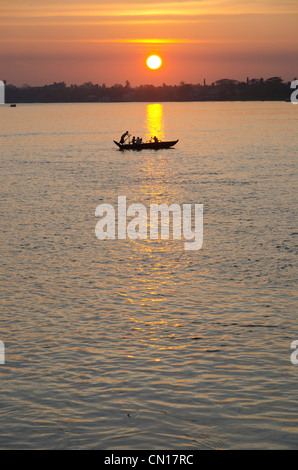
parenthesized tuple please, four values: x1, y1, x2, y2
(0, 0, 297, 86)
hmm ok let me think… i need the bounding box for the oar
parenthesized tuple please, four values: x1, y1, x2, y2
(124, 133, 131, 145)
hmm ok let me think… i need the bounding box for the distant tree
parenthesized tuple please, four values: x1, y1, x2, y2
(248, 78, 260, 85)
(82, 81, 94, 88)
(215, 79, 239, 86)
(265, 77, 283, 85)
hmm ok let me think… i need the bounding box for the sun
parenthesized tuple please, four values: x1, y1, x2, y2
(146, 55, 162, 70)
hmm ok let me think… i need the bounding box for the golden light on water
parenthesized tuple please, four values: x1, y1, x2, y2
(109, 102, 191, 362)
(112, 102, 191, 360)
(146, 103, 165, 141)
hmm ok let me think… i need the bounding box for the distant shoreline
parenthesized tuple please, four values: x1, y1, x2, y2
(3, 99, 292, 104)
(4, 77, 294, 103)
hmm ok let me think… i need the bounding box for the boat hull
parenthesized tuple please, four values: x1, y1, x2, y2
(114, 140, 178, 150)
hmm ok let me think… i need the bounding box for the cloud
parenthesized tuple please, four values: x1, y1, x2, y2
(1, 0, 297, 20)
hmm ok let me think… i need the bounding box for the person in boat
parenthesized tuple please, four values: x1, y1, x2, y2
(136, 137, 142, 144)
(120, 131, 129, 144)
(153, 136, 159, 143)
(132, 136, 136, 144)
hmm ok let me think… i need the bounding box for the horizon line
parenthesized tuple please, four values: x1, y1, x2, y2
(4, 76, 293, 88)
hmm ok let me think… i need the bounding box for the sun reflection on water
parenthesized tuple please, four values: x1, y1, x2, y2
(113, 104, 189, 358)
(146, 103, 165, 141)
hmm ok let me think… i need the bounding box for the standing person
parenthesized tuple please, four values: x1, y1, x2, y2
(120, 131, 129, 144)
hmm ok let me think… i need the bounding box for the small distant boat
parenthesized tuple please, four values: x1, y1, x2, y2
(10, 104, 16, 107)
(114, 139, 179, 150)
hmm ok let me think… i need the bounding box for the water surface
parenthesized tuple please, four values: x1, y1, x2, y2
(0, 102, 297, 449)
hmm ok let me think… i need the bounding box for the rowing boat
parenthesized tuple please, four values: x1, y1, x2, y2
(114, 139, 179, 150)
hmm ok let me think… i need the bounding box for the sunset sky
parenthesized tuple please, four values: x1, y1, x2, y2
(0, 0, 297, 86)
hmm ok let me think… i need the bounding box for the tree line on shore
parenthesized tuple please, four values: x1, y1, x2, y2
(4, 77, 294, 103)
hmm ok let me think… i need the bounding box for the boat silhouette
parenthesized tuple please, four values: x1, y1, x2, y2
(114, 139, 179, 150)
